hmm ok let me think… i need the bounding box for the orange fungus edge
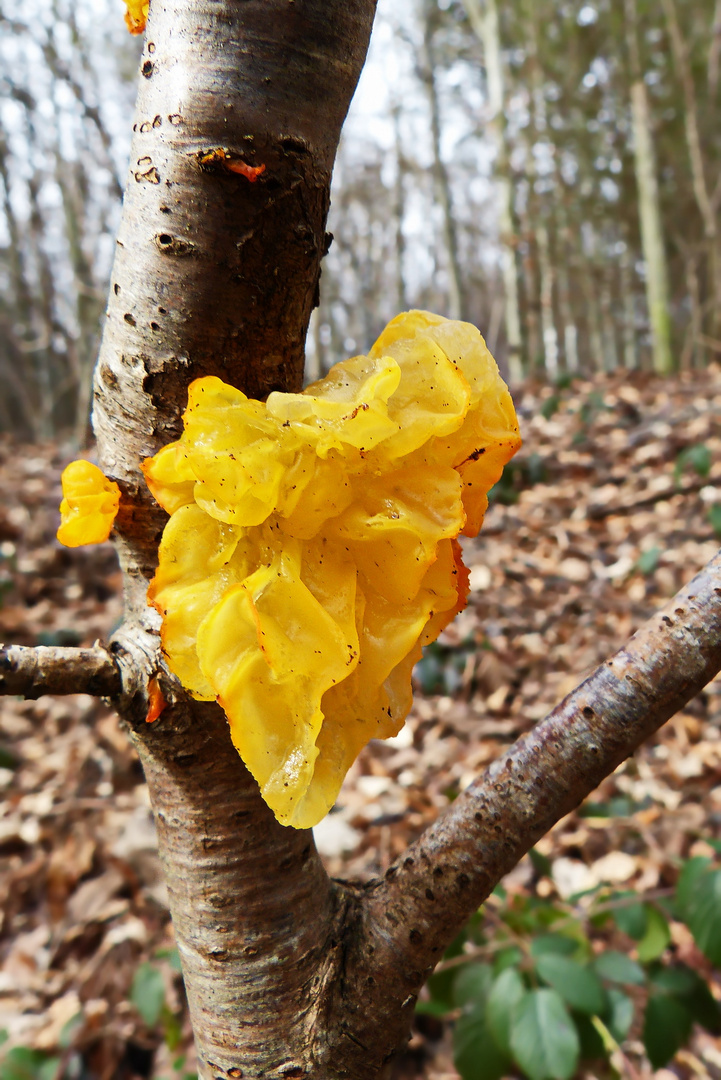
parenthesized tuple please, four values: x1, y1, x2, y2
(451, 537, 471, 618)
(226, 160, 266, 182)
(124, 0, 148, 33)
(145, 678, 167, 724)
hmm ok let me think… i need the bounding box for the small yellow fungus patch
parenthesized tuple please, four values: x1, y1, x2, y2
(57, 461, 120, 548)
(144, 311, 521, 828)
(124, 0, 149, 34)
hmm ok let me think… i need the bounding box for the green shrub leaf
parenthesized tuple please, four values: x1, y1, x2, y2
(637, 905, 670, 962)
(453, 963, 494, 1009)
(130, 962, 166, 1027)
(509, 988, 580, 1080)
(593, 950, 645, 986)
(530, 934, 577, 959)
(573, 1013, 605, 1060)
(0, 1048, 60, 1080)
(535, 954, 606, 1016)
(675, 443, 712, 482)
(607, 989, 634, 1042)
(493, 945, 523, 975)
(708, 504, 721, 539)
(679, 866, 721, 964)
(454, 1003, 511, 1080)
(636, 546, 661, 576)
(651, 964, 721, 1034)
(424, 929, 469, 1011)
(487, 968, 527, 1055)
(675, 856, 712, 915)
(610, 893, 647, 939)
(643, 993, 692, 1069)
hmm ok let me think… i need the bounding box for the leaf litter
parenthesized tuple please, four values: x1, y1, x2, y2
(1, 366, 721, 1079)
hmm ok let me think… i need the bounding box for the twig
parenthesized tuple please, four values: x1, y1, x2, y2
(0, 643, 121, 698)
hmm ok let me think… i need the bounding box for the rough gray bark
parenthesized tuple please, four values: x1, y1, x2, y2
(5, 4, 721, 1078)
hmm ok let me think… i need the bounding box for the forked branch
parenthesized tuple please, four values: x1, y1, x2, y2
(331, 546, 721, 1071)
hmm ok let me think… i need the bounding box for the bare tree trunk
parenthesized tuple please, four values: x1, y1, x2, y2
(709, 0, 721, 98)
(579, 238, 605, 373)
(523, 0, 559, 380)
(555, 211, 579, 374)
(463, 0, 524, 381)
(537, 222, 559, 379)
(619, 235, 639, 370)
(625, 0, 674, 375)
(420, 0, 465, 321)
(26, 176, 59, 438)
(661, 0, 721, 343)
(600, 254, 619, 373)
(0, 130, 52, 440)
(519, 192, 542, 369)
(682, 245, 703, 369)
(306, 309, 322, 383)
(392, 104, 409, 314)
(629, 80, 673, 374)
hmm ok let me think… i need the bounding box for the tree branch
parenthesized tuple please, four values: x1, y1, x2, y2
(0, 643, 121, 698)
(334, 546, 721, 1069)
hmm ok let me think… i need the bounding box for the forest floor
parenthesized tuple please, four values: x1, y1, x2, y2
(1, 366, 721, 1080)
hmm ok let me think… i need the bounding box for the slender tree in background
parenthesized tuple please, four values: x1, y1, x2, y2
(624, 0, 673, 374)
(392, 103, 410, 315)
(660, 0, 721, 340)
(0, 0, 133, 440)
(523, 0, 559, 378)
(420, 0, 465, 321)
(462, 0, 524, 382)
(3, 3, 721, 1077)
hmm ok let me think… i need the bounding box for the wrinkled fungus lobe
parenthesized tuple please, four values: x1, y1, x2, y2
(57, 460, 120, 548)
(124, 0, 148, 33)
(144, 311, 521, 828)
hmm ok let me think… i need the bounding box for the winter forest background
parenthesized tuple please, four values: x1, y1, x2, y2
(2, 0, 721, 442)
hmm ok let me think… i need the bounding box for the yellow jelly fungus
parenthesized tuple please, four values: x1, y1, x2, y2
(144, 311, 521, 828)
(124, 0, 149, 34)
(57, 460, 121, 548)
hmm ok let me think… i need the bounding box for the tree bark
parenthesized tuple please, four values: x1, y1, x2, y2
(88, 2, 379, 1075)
